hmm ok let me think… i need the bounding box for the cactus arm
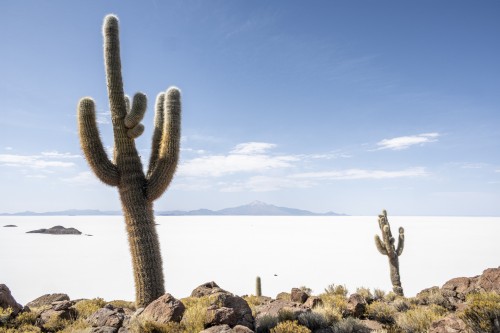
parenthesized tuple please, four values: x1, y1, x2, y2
(77, 97, 119, 186)
(103, 15, 127, 121)
(374, 235, 388, 255)
(147, 92, 166, 177)
(396, 227, 405, 256)
(125, 92, 147, 129)
(146, 88, 181, 201)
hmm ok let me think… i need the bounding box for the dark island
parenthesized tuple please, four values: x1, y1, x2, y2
(26, 225, 82, 235)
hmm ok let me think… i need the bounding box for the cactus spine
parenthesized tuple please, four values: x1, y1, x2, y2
(374, 210, 405, 296)
(256, 276, 262, 297)
(77, 15, 181, 307)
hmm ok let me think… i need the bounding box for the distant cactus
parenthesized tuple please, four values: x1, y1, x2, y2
(256, 276, 262, 297)
(374, 210, 405, 296)
(77, 15, 181, 307)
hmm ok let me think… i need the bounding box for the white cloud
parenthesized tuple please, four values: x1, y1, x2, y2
(177, 142, 297, 177)
(220, 176, 313, 192)
(375, 133, 439, 151)
(41, 151, 81, 159)
(4, 147, 13, 151)
(292, 167, 427, 180)
(0, 152, 77, 169)
(61, 171, 100, 185)
(230, 142, 276, 154)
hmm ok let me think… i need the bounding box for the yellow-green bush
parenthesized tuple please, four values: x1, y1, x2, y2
(74, 298, 106, 319)
(270, 320, 311, 333)
(396, 305, 446, 333)
(180, 296, 214, 333)
(459, 292, 500, 333)
(366, 301, 397, 324)
(324, 284, 348, 297)
(319, 293, 348, 315)
(312, 304, 342, 326)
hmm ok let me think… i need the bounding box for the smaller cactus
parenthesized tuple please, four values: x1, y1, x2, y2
(374, 210, 405, 296)
(256, 276, 262, 297)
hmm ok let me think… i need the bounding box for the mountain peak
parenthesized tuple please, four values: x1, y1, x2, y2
(248, 200, 269, 206)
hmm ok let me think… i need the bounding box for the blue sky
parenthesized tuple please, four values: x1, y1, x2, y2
(0, 1, 499, 215)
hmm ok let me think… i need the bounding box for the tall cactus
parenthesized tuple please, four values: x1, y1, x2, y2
(77, 15, 181, 307)
(374, 210, 405, 296)
(256, 276, 262, 297)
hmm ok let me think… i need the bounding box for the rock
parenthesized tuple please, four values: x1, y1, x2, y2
(26, 225, 82, 235)
(90, 327, 119, 333)
(476, 267, 500, 293)
(233, 325, 255, 333)
(3, 225, 17, 227)
(26, 293, 70, 308)
(346, 293, 367, 318)
(0, 284, 22, 315)
(290, 288, 309, 304)
(200, 324, 234, 333)
(206, 306, 238, 328)
(303, 296, 322, 309)
(428, 314, 467, 333)
(139, 293, 185, 324)
(191, 282, 254, 329)
(38, 300, 77, 327)
(255, 299, 309, 321)
(442, 277, 476, 295)
(87, 304, 125, 328)
(275, 292, 291, 301)
(191, 281, 227, 297)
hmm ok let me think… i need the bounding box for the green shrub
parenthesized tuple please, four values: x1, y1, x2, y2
(256, 314, 279, 333)
(74, 298, 106, 319)
(270, 320, 311, 333)
(396, 305, 446, 333)
(356, 287, 374, 303)
(0, 325, 41, 333)
(331, 317, 370, 333)
(324, 284, 348, 297)
(278, 309, 297, 322)
(384, 291, 397, 302)
(297, 312, 328, 330)
(109, 300, 136, 311)
(459, 292, 500, 333)
(180, 296, 214, 333)
(319, 293, 348, 315)
(366, 301, 397, 324)
(392, 297, 411, 312)
(312, 304, 342, 325)
(373, 289, 386, 301)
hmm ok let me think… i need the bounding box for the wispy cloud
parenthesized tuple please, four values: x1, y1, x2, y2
(61, 171, 100, 185)
(0, 151, 78, 169)
(375, 133, 439, 151)
(230, 142, 276, 154)
(292, 167, 427, 180)
(4, 147, 13, 151)
(220, 176, 313, 192)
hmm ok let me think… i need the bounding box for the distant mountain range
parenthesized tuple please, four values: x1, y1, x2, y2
(0, 201, 346, 216)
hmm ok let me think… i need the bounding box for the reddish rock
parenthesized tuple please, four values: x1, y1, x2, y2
(428, 314, 467, 333)
(139, 293, 185, 324)
(290, 288, 308, 304)
(304, 296, 322, 309)
(476, 267, 500, 293)
(87, 304, 125, 328)
(0, 284, 22, 315)
(206, 306, 238, 328)
(346, 293, 367, 318)
(26, 293, 70, 308)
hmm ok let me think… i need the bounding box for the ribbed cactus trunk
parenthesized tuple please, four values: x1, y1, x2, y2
(77, 15, 181, 307)
(256, 276, 262, 297)
(374, 210, 405, 296)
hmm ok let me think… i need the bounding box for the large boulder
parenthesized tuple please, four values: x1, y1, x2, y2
(139, 293, 185, 324)
(87, 304, 126, 329)
(290, 288, 308, 304)
(346, 293, 367, 318)
(26, 293, 70, 308)
(303, 296, 322, 309)
(37, 300, 77, 328)
(476, 267, 500, 293)
(191, 282, 254, 329)
(200, 324, 254, 333)
(0, 284, 23, 315)
(428, 314, 467, 333)
(255, 299, 310, 320)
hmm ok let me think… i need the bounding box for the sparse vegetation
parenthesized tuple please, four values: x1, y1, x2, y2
(366, 301, 397, 324)
(459, 292, 500, 333)
(256, 314, 279, 333)
(331, 317, 371, 333)
(180, 296, 215, 333)
(270, 320, 311, 333)
(324, 284, 349, 297)
(396, 305, 447, 332)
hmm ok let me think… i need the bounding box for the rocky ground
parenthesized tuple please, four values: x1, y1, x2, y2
(1, 268, 499, 333)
